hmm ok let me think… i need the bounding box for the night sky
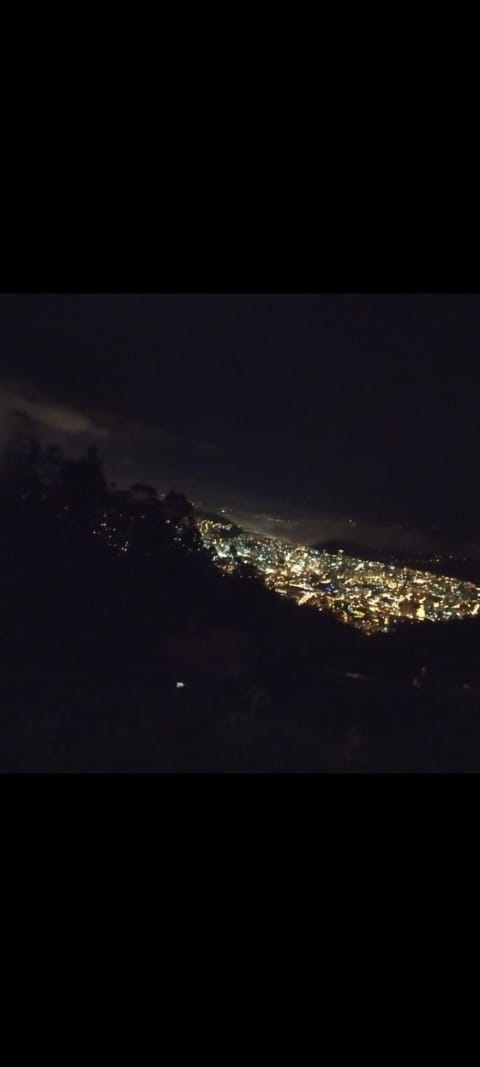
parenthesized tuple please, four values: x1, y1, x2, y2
(1, 292, 479, 549)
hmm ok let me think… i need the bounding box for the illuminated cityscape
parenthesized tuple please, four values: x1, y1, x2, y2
(198, 516, 480, 634)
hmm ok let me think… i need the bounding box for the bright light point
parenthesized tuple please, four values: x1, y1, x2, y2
(176, 681, 186, 688)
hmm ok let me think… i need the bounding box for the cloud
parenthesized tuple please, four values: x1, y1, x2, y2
(0, 379, 109, 438)
(0, 379, 216, 485)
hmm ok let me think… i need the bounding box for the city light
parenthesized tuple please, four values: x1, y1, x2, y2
(198, 518, 480, 635)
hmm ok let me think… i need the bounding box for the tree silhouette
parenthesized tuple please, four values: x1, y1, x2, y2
(57, 444, 108, 530)
(0, 414, 42, 504)
(164, 490, 203, 553)
(41, 444, 64, 492)
(127, 484, 171, 559)
(130, 484, 158, 498)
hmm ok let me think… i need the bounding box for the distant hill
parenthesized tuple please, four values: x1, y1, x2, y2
(312, 540, 395, 563)
(311, 539, 480, 584)
(312, 538, 438, 569)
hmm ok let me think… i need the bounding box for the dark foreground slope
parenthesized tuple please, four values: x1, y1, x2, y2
(1, 439, 480, 772)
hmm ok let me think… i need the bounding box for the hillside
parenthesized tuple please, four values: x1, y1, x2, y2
(2, 436, 480, 772)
